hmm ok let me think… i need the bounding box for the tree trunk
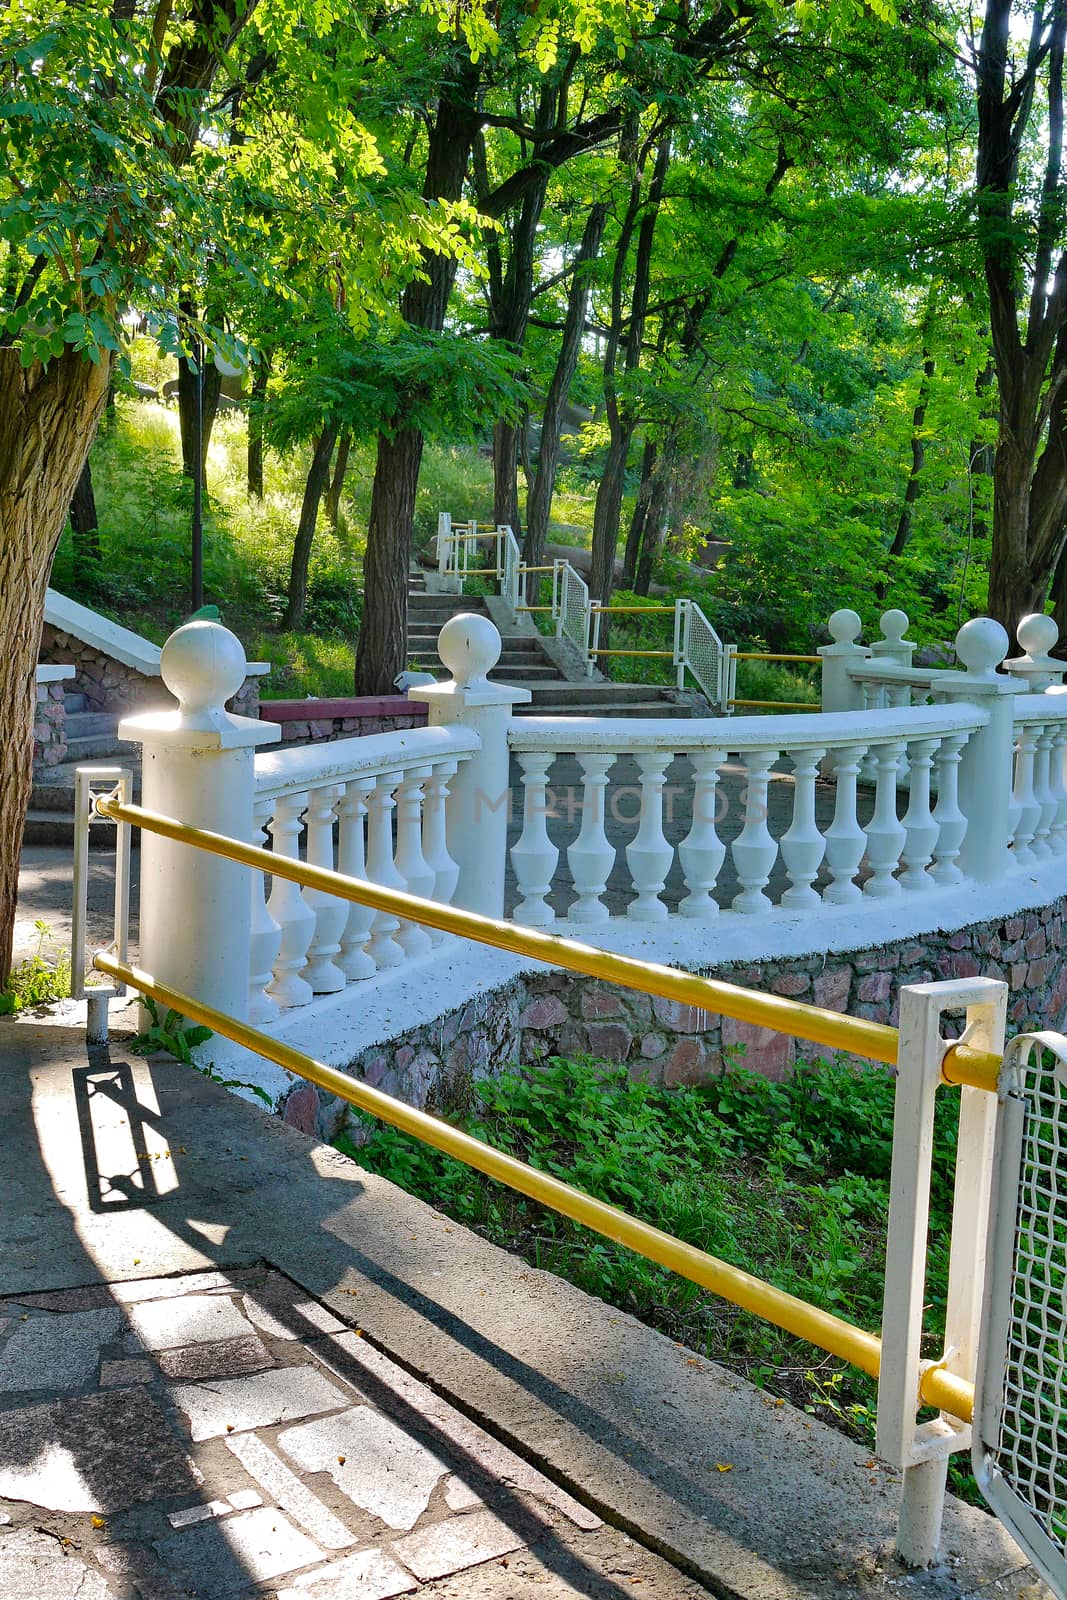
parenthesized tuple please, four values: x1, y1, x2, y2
(69, 458, 101, 564)
(247, 352, 270, 499)
(358, 62, 482, 696)
(355, 429, 424, 694)
(635, 468, 671, 596)
(524, 202, 607, 591)
(325, 432, 351, 528)
(284, 425, 339, 631)
(0, 348, 110, 982)
(876, 347, 933, 601)
(623, 440, 656, 582)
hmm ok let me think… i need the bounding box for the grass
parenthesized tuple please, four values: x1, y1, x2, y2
(1, 921, 72, 1014)
(334, 1052, 976, 1497)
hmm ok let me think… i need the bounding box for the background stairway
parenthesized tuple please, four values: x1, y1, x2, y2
(407, 576, 700, 719)
(25, 693, 136, 846)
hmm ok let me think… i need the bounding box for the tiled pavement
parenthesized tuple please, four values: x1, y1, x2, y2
(0, 1266, 710, 1600)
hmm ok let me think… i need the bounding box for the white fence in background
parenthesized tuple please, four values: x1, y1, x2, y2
(435, 512, 728, 708)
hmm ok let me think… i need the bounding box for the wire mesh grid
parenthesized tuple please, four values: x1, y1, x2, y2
(683, 603, 723, 707)
(559, 563, 589, 657)
(990, 1043, 1067, 1559)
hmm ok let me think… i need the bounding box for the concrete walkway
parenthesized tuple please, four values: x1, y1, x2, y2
(0, 1014, 1049, 1600)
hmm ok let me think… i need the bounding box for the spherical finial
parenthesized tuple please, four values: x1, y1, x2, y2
(828, 608, 862, 645)
(1017, 612, 1059, 659)
(879, 608, 910, 643)
(954, 616, 1009, 678)
(438, 613, 501, 688)
(161, 621, 247, 715)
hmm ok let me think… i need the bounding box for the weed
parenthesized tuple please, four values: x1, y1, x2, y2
(0, 921, 72, 1014)
(128, 997, 273, 1105)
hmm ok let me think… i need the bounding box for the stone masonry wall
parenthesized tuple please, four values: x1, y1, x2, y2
(260, 697, 427, 747)
(39, 623, 169, 713)
(280, 897, 1067, 1143)
(33, 679, 67, 767)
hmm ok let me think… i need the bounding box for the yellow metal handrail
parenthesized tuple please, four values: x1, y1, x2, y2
(93, 800, 1000, 1093)
(92, 949, 974, 1427)
(732, 653, 822, 665)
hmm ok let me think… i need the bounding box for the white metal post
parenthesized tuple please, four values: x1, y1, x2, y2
(878, 976, 1007, 1568)
(674, 599, 687, 690)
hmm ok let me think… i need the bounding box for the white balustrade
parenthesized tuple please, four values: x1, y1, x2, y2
(1011, 724, 1040, 864)
(512, 751, 559, 926)
(394, 767, 435, 958)
(1010, 698, 1067, 864)
(822, 743, 867, 904)
(266, 790, 316, 1007)
(899, 738, 938, 891)
(731, 749, 779, 913)
(249, 797, 282, 1022)
(423, 759, 461, 942)
(864, 740, 907, 897)
(365, 771, 406, 968)
(567, 753, 615, 923)
(626, 751, 674, 921)
(780, 746, 826, 908)
(302, 784, 347, 992)
(337, 778, 377, 981)
(678, 750, 726, 918)
(929, 733, 967, 885)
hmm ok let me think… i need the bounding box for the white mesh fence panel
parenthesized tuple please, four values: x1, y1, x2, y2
(975, 1033, 1067, 1597)
(558, 562, 590, 660)
(682, 602, 725, 710)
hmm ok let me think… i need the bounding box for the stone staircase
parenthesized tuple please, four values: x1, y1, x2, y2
(25, 693, 137, 847)
(408, 575, 700, 719)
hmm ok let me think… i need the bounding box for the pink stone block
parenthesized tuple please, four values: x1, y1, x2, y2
(812, 968, 851, 1012)
(721, 1016, 795, 1081)
(283, 1084, 318, 1136)
(580, 988, 622, 1019)
(584, 1022, 632, 1062)
(519, 996, 568, 1029)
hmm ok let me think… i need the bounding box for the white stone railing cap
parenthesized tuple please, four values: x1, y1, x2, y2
(254, 724, 480, 800)
(410, 612, 532, 708)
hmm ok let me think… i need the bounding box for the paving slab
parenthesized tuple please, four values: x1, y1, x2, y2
(153, 1505, 323, 1596)
(171, 1364, 350, 1441)
(126, 1291, 254, 1350)
(155, 1331, 272, 1381)
(279, 1406, 450, 1531)
(225, 1431, 358, 1549)
(0, 1307, 123, 1394)
(0, 1526, 113, 1600)
(0, 1018, 1054, 1600)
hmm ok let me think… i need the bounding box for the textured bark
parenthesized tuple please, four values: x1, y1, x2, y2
(0, 348, 110, 981)
(524, 202, 607, 591)
(590, 133, 672, 628)
(634, 469, 671, 597)
(284, 425, 339, 631)
(69, 458, 101, 564)
(623, 440, 657, 582)
(325, 432, 351, 528)
(356, 430, 423, 694)
(357, 61, 482, 697)
(247, 352, 270, 499)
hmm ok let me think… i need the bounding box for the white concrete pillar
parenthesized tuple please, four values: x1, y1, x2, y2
(936, 617, 1019, 883)
(410, 614, 530, 917)
(118, 621, 279, 1023)
(1003, 612, 1066, 692)
(819, 609, 869, 714)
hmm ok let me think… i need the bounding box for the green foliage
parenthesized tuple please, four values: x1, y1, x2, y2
(129, 997, 212, 1065)
(335, 1053, 963, 1464)
(0, 921, 71, 1013)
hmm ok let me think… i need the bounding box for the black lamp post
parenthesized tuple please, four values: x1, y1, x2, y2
(191, 332, 204, 612)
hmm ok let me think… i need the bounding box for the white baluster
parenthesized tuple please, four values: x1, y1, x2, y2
(863, 740, 906, 897)
(423, 759, 460, 943)
(365, 771, 405, 967)
(626, 751, 674, 921)
(337, 778, 376, 981)
(394, 766, 434, 958)
(822, 744, 866, 904)
(898, 738, 938, 891)
(511, 751, 559, 926)
(300, 784, 346, 992)
(248, 797, 281, 1023)
(1049, 728, 1067, 854)
(678, 749, 726, 918)
(567, 752, 615, 923)
(858, 686, 882, 784)
(1031, 724, 1056, 859)
(780, 746, 826, 909)
(731, 749, 778, 913)
(266, 791, 315, 1007)
(929, 732, 967, 885)
(887, 682, 911, 710)
(1011, 725, 1039, 864)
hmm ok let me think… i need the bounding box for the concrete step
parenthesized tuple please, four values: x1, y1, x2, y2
(64, 691, 88, 714)
(407, 649, 556, 670)
(64, 732, 137, 763)
(21, 810, 122, 848)
(407, 633, 546, 653)
(524, 681, 676, 706)
(511, 699, 698, 718)
(64, 711, 120, 739)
